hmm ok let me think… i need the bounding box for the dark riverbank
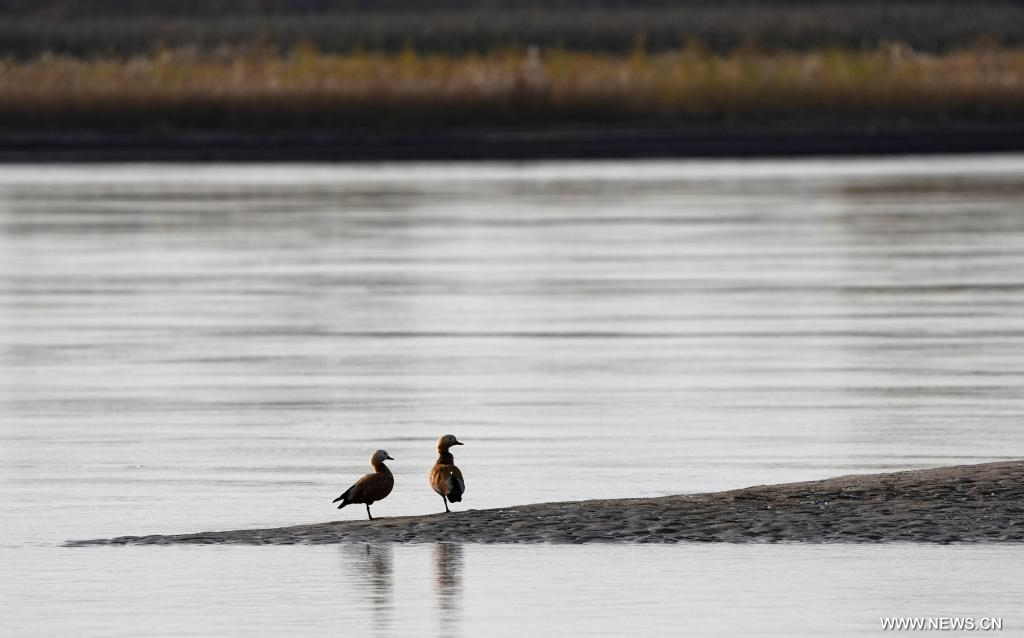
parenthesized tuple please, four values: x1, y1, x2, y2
(5, 44, 1021, 163)
(4, 1, 1022, 59)
(6, 123, 1024, 163)
(68, 461, 1024, 546)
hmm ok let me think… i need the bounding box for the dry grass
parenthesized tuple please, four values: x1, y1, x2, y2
(1, 45, 1022, 130)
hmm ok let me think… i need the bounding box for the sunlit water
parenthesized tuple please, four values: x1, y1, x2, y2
(2, 156, 1023, 635)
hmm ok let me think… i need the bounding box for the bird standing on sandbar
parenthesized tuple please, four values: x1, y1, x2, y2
(332, 449, 394, 520)
(429, 434, 465, 513)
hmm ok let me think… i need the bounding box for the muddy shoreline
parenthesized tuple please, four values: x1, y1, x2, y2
(5, 124, 1024, 163)
(67, 461, 1024, 546)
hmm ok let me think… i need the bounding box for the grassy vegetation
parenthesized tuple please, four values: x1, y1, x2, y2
(1, 45, 1021, 132)
(1, 2, 1023, 58)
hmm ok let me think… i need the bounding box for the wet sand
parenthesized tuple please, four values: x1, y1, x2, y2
(68, 461, 1024, 546)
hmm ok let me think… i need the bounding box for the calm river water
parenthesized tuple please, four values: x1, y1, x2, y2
(2, 156, 1023, 635)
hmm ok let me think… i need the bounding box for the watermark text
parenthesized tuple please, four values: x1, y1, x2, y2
(880, 617, 1003, 631)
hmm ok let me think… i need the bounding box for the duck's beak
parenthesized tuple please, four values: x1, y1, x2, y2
(452, 440, 464, 446)
(385, 453, 395, 460)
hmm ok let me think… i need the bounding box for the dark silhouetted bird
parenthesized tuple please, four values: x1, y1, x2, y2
(429, 434, 464, 513)
(333, 449, 394, 520)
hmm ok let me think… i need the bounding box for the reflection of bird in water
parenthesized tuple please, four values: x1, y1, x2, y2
(341, 543, 394, 630)
(433, 543, 464, 621)
(429, 435, 465, 513)
(333, 449, 394, 520)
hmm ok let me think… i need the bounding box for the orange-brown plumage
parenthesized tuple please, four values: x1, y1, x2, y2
(333, 449, 394, 520)
(429, 434, 465, 513)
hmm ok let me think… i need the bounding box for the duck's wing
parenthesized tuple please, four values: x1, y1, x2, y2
(446, 466, 465, 502)
(360, 470, 395, 503)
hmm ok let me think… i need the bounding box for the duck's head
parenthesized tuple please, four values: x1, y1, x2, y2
(436, 434, 463, 451)
(370, 449, 394, 466)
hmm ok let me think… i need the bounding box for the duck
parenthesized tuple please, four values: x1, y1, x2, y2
(332, 449, 394, 520)
(429, 434, 464, 513)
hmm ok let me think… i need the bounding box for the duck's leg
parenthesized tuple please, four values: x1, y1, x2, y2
(366, 503, 374, 520)
(442, 495, 450, 513)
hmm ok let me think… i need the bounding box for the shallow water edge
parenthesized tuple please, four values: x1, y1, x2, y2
(5, 124, 1024, 163)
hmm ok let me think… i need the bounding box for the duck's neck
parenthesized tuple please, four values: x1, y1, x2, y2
(371, 460, 392, 474)
(435, 449, 455, 465)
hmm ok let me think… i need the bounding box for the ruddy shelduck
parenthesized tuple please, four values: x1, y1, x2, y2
(332, 449, 394, 520)
(429, 434, 465, 513)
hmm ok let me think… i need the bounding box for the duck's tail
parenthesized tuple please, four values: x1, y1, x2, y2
(332, 486, 354, 508)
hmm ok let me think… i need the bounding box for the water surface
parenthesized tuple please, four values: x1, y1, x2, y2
(1, 156, 1023, 635)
